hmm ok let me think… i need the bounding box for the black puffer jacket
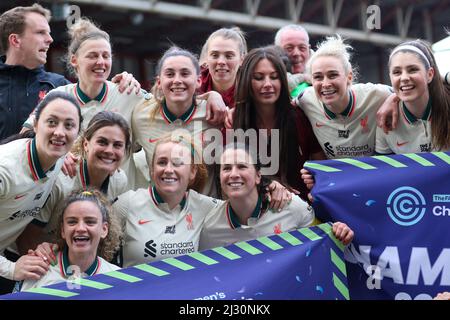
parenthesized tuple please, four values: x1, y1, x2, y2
(0, 56, 70, 140)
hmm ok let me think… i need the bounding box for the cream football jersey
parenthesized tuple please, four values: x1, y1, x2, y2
(114, 187, 220, 267)
(0, 139, 63, 254)
(375, 100, 437, 154)
(297, 83, 391, 158)
(19, 248, 119, 292)
(199, 195, 314, 251)
(131, 98, 219, 195)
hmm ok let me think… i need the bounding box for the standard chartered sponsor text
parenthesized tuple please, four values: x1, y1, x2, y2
(336, 144, 372, 157)
(160, 241, 195, 255)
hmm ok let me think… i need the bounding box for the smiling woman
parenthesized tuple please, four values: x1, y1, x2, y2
(17, 189, 121, 292)
(131, 46, 220, 197)
(0, 91, 81, 294)
(233, 46, 325, 202)
(375, 39, 450, 154)
(199, 142, 354, 251)
(113, 131, 216, 267)
(21, 17, 152, 190)
(16, 111, 131, 253)
(199, 27, 247, 108)
(295, 35, 392, 159)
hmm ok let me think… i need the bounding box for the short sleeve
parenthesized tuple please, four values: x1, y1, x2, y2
(290, 195, 315, 228)
(375, 126, 392, 154)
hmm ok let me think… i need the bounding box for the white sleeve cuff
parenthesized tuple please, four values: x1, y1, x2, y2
(0, 255, 16, 280)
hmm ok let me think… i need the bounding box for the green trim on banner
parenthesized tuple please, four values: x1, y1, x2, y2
(304, 162, 342, 172)
(403, 153, 434, 166)
(134, 264, 170, 276)
(373, 155, 407, 168)
(105, 271, 142, 283)
(317, 222, 332, 234)
(188, 252, 219, 265)
(25, 287, 79, 298)
(211, 247, 241, 260)
(77, 278, 113, 289)
(330, 248, 346, 276)
(235, 242, 263, 255)
(317, 224, 344, 251)
(278, 232, 303, 246)
(333, 273, 350, 300)
(335, 158, 376, 170)
(433, 152, 450, 164)
(163, 257, 195, 270)
(298, 227, 322, 241)
(257, 237, 283, 250)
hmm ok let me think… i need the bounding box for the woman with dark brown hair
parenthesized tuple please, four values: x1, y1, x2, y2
(376, 39, 450, 154)
(233, 46, 325, 202)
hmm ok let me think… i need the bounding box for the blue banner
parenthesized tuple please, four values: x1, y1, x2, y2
(305, 152, 450, 300)
(2, 223, 348, 300)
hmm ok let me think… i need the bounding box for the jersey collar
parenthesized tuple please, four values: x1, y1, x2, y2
(27, 138, 49, 181)
(226, 196, 263, 229)
(160, 101, 196, 124)
(322, 89, 355, 120)
(149, 185, 186, 210)
(79, 159, 109, 193)
(59, 246, 100, 278)
(74, 82, 108, 106)
(402, 100, 432, 125)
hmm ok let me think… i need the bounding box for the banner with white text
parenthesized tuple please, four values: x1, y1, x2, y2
(305, 152, 450, 300)
(1, 223, 348, 300)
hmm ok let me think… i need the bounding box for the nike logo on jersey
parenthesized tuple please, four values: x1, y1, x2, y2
(149, 138, 159, 143)
(315, 122, 325, 128)
(14, 194, 27, 200)
(138, 219, 152, 225)
(396, 141, 409, 147)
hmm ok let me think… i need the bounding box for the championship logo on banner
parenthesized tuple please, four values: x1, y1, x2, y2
(305, 152, 450, 300)
(2, 224, 348, 300)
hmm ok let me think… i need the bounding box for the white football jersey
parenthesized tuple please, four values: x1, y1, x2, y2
(19, 248, 119, 292)
(297, 83, 391, 158)
(114, 187, 220, 267)
(199, 195, 314, 250)
(0, 139, 63, 254)
(131, 98, 219, 195)
(376, 100, 438, 154)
